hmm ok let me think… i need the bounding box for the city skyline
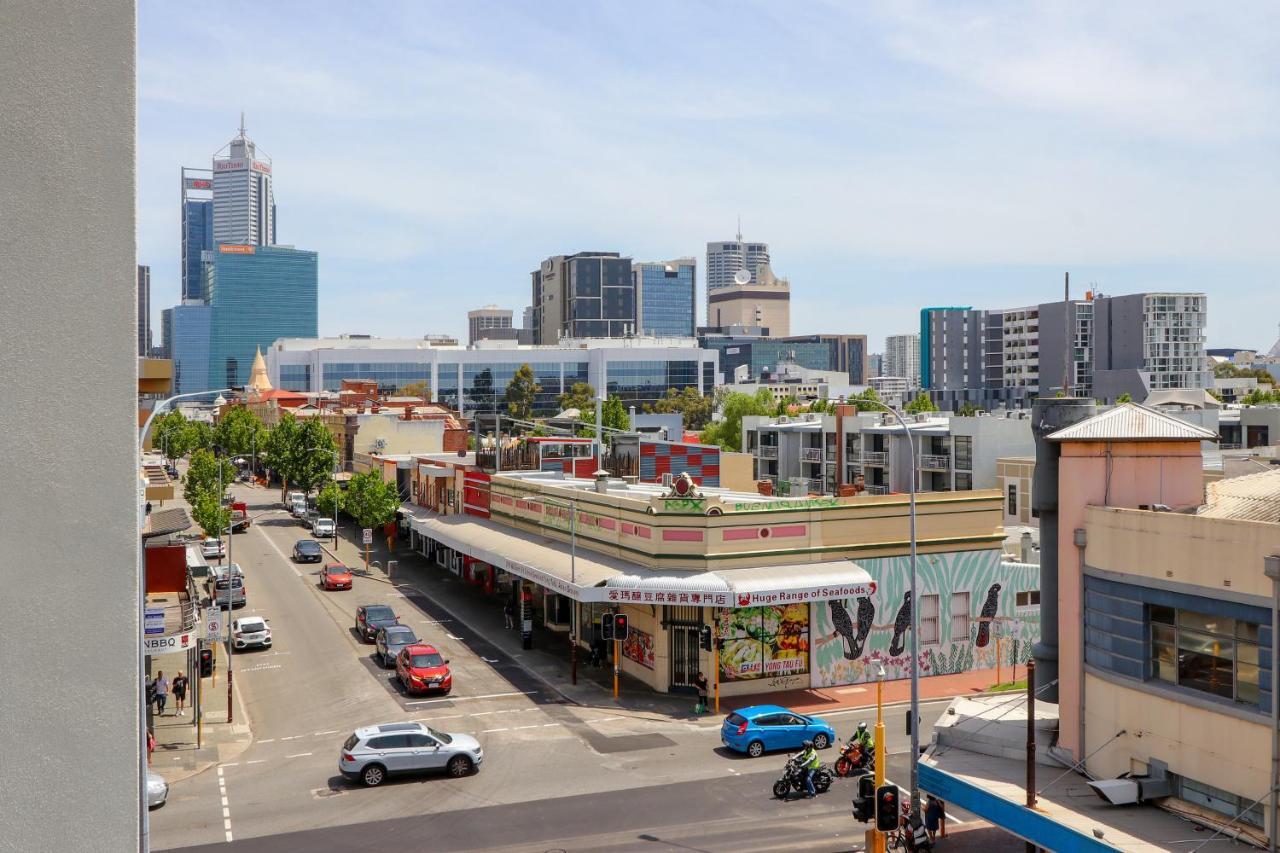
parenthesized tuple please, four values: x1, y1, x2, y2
(139, 3, 1280, 349)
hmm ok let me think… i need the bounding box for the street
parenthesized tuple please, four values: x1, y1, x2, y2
(152, 484, 952, 851)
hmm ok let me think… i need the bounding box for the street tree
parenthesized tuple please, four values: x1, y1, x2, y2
(184, 448, 231, 506)
(699, 388, 775, 452)
(577, 394, 629, 437)
(853, 387, 882, 404)
(505, 363, 541, 421)
(153, 410, 192, 461)
(213, 406, 266, 463)
(345, 470, 401, 529)
(558, 381, 596, 414)
(183, 419, 215, 454)
(646, 387, 713, 430)
(262, 413, 338, 499)
(190, 491, 231, 538)
(317, 481, 345, 521)
(905, 393, 938, 414)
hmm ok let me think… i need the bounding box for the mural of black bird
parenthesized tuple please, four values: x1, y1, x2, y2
(854, 596, 875, 658)
(828, 597, 877, 660)
(889, 591, 912, 657)
(974, 582, 1003, 648)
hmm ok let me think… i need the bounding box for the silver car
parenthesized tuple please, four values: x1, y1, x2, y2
(338, 722, 482, 786)
(146, 770, 169, 808)
(312, 517, 336, 537)
(375, 625, 418, 668)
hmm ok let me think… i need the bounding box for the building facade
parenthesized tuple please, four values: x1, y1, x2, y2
(162, 302, 212, 394)
(180, 167, 213, 301)
(266, 336, 718, 417)
(634, 258, 696, 338)
(531, 252, 635, 343)
(467, 305, 514, 345)
(137, 264, 151, 356)
(705, 264, 790, 336)
(780, 333, 869, 384)
(699, 329, 831, 384)
(705, 236, 770, 293)
(884, 333, 921, 390)
(206, 245, 317, 389)
(212, 120, 275, 247)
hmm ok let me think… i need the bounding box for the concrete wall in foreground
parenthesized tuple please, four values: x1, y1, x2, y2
(0, 2, 139, 850)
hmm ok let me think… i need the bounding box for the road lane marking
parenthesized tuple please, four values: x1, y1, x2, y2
(286, 752, 313, 758)
(447, 634, 464, 640)
(259, 738, 275, 743)
(217, 766, 233, 843)
(280, 735, 304, 740)
(403, 690, 535, 706)
(481, 728, 509, 733)
(221, 762, 239, 767)
(246, 759, 265, 764)
(313, 730, 337, 736)
(541, 723, 560, 727)
(470, 711, 494, 716)
(512, 725, 541, 730)
(412, 714, 464, 722)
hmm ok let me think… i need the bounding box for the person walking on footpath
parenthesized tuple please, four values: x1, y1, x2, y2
(153, 671, 169, 716)
(504, 600, 515, 630)
(172, 671, 189, 716)
(693, 671, 709, 714)
(146, 727, 155, 765)
(925, 795, 945, 842)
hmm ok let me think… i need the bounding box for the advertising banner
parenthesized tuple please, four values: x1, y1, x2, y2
(716, 604, 809, 681)
(144, 607, 165, 636)
(622, 627, 654, 670)
(143, 630, 198, 654)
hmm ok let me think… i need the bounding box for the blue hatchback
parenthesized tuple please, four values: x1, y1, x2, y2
(720, 704, 837, 758)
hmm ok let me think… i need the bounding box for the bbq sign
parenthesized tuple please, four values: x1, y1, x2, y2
(733, 582, 876, 608)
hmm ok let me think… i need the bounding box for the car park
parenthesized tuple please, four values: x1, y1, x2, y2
(312, 517, 336, 538)
(201, 538, 225, 559)
(375, 625, 419, 668)
(320, 562, 353, 590)
(395, 644, 452, 695)
(146, 770, 169, 808)
(338, 721, 481, 786)
(292, 539, 323, 563)
(355, 604, 399, 642)
(720, 705, 836, 758)
(231, 616, 272, 650)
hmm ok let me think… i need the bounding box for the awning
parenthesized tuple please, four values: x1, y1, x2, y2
(142, 507, 192, 540)
(418, 465, 454, 478)
(717, 561, 876, 607)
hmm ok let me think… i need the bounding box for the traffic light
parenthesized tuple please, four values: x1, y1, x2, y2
(875, 784, 900, 832)
(852, 774, 875, 822)
(199, 646, 214, 677)
(699, 624, 713, 651)
(600, 617, 614, 641)
(613, 613, 629, 641)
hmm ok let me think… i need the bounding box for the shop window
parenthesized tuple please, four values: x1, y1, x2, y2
(950, 592, 971, 642)
(919, 594, 940, 645)
(1006, 484, 1017, 517)
(1015, 590, 1040, 608)
(1148, 604, 1262, 706)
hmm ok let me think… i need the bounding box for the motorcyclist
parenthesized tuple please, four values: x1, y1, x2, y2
(851, 721, 875, 766)
(794, 739, 821, 798)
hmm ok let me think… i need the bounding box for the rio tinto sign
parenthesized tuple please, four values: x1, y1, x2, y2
(183, 177, 212, 190)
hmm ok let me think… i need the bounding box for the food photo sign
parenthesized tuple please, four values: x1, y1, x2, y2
(716, 604, 810, 681)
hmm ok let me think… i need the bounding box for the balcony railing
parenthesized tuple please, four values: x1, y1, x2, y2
(800, 447, 824, 463)
(861, 451, 888, 466)
(864, 484, 889, 495)
(847, 448, 861, 463)
(919, 453, 950, 470)
(759, 445, 778, 460)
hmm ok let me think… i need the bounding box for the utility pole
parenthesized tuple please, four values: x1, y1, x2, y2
(1062, 272, 1072, 397)
(1026, 659, 1037, 853)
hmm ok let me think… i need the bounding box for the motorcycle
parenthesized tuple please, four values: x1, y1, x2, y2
(833, 738, 875, 777)
(772, 756, 833, 798)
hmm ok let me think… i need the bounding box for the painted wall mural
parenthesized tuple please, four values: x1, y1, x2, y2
(811, 550, 1040, 688)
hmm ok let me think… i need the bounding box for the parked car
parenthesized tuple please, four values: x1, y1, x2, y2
(320, 562, 353, 590)
(146, 770, 169, 808)
(355, 604, 399, 642)
(338, 721, 481, 786)
(286, 490, 305, 509)
(720, 705, 836, 758)
(231, 616, 272, 650)
(205, 563, 242, 597)
(292, 539, 323, 563)
(200, 538, 225, 559)
(375, 625, 419, 668)
(312, 517, 336, 538)
(395, 643, 452, 695)
(290, 499, 308, 518)
(210, 575, 246, 609)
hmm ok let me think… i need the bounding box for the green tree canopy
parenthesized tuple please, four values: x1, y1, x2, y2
(905, 393, 939, 414)
(645, 386, 713, 430)
(578, 395, 630, 437)
(1242, 388, 1280, 406)
(184, 448, 232, 506)
(396, 380, 431, 400)
(153, 410, 192, 460)
(505, 363, 541, 421)
(184, 420, 215, 454)
(190, 491, 232, 538)
(956, 402, 982, 416)
(214, 406, 266, 461)
(317, 481, 345, 520)
(558, 381, 596, 413)
(699, 388, 776, 452)
(262, 412, 338, 498)
(345, 470, 401, 529)
(1115, 392, 1133, 403)
(853, 387, 882, 404)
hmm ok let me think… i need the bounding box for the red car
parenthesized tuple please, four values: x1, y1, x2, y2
(320, 562, 353, 591)
(396, 644, 452, 695)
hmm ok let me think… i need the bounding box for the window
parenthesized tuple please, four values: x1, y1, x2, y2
(1175, 775, 1264, 829)
(1148, 605, 1262, 705)
(955, 473, 973, 491)
(953, 436, 972, 470)
(406, 733, 436, 748)
(366, 735, 409, 750)
(919, 594, 940, 644)
(950, 592, 971, 642)
(1015, 590, 1040, 608)
(1006, 484, 1017, 517)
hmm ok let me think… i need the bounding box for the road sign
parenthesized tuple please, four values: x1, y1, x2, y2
(362, 528, 373, 545)
(144, 607, 165, 636)
(205, 610, 223, 639)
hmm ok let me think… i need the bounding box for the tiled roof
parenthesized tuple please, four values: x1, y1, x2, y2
(1199, 468, 1280, 523)
(1047, 403, 1218, 442)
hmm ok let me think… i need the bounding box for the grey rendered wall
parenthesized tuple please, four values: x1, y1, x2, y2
(1037, 301, 1068, 395)
(0, 3, 139, 851)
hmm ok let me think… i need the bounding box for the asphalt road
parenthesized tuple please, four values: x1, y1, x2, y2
(152, 484, 952, 852)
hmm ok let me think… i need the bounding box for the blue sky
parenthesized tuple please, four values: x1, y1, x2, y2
(140, 1, 1280, 351)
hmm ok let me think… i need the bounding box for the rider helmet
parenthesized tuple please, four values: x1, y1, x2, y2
(857, 722, 868, 732)
(802, 740, 814, 750)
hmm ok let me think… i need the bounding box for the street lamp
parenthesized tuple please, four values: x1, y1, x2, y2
(523, 494, 578, 685)
(873, 659, 888, 853)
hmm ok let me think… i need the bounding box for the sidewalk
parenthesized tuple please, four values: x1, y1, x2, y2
(306, 495, 1016, 722)
(150, 674, 253, 783)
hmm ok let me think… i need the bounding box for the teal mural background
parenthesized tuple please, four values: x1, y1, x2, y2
(810, 549, 1040, 687)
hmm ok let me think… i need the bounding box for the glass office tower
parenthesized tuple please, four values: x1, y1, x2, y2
(163, 303, 213, 394)
(635, 258, 696, 337)
(206, 245, 317, 389)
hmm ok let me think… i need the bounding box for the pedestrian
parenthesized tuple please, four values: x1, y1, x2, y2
(693, 671, 709, 714)
(925, 795, 945, 842)
(146, 728, 155, 765)
(172, 671, 189, 716)
(504, 600, 515, 630)
(153, 671, 169, 716)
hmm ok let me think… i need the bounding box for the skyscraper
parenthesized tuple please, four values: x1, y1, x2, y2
(163, 302, 213, 394)
(531, 252, 635, 343)
(212, 117, 275, 247)
(181, 166, 214, 300)
(706, 231, 770, 292)
(136, 264, 151, 356)
(884, 333, 921, 390)
(206, 244, 317, 389)
(634, 258, 696, 337)
(468, 305, 515, 345)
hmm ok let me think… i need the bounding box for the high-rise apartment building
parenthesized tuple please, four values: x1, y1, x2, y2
(634, 257, 696, 337)
(136, 264, 151, 356)
(530, 252, 635, 343)
(884, 333, 920, 390)
(467, 305, 515, 345)
(206, 244, 317, 388)
(706, 232, 771, 323)
(212, 118, 275, 247)
(181, 167, 214, 300)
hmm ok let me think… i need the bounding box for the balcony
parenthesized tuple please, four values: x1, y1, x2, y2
(759, 445, 778, 460)
(847, 448, 861, 463)
(861, 451, 888, 466)
(864, 484, 889, 495)
(800, 447, 824, 463)
(919, 453, 950, 470)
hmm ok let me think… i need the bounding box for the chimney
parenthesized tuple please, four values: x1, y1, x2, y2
(404, 405, 415, 420)
(594, 469, 611, 494)
(1020, 531, 1034, 563)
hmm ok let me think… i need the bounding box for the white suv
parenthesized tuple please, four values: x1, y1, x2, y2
(312, 517, 335, 537)
(338, 722, 482, 786)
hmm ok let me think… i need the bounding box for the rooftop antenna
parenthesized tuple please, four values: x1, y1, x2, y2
(239, 110, 247, 137)
(736, 214, 742, 243)
(1062, 271, 1072, 396)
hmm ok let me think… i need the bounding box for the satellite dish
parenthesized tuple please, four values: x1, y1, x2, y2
(733, 269, 752, 286)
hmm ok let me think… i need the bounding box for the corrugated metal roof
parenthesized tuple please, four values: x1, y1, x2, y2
(1047, 403, 1218, 442)
(1198, 468, 1280, 522)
